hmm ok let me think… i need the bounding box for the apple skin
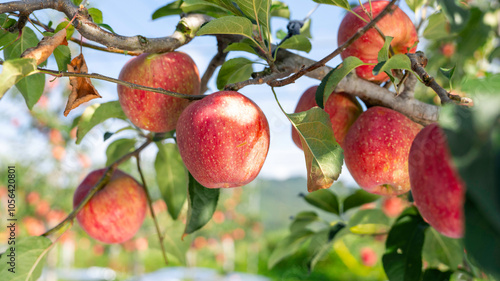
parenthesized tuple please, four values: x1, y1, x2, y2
(176, 91, 270, 188)
(73, 169, 147, 244)
(343, 106, 422, 195)
(117, 52, 200, 132)
(409, 123, 465, 238)
(291, 86, 362, 149)
(337, 0, 418, 82)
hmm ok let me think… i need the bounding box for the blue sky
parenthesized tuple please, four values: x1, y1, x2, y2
(0, 0, 415, 184)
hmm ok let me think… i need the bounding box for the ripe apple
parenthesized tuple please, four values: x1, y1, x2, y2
(176, 91, 270, 188)
(73, 168, 147, 244)
(117, 52, 200, 132)
(409, 123, 464, 238)
(343, 106, 422, 195)
(337, 0, 418, 82)
(291, 86, 362, 149)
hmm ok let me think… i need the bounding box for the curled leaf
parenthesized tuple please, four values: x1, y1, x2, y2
(21, 29, 68, 65)
(64, 54, 101, 116)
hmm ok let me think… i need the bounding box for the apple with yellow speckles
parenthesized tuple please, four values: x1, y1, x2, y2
(176, 91, 270, 188)
(117, 52, 200, 132)
(343, 106, 422, 195)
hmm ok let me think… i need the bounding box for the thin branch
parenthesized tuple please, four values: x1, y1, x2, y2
(225, 70, 293, 91)
(406, 52, 472, 105)
(399, 71, 417, 99)
(0, 0, 212, 54)
(268, 0, 398, 87)
(42, 138, 153, 237)
(37, 67, 206, 100)
(200, 36, 229, 94)
(135, 154, 169, 265)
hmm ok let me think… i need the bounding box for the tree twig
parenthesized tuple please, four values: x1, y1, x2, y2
(42, 138, 153, 237)
(225, 70, 293, 91)
(200, 36, 229, 94)
(37, 67, 206, 100)
(135, 154, 169, 265)
(0, 0, 212, 54)
(268, 0, 398, 87)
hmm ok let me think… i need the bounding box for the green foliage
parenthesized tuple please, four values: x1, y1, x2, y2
(382, 206, 429, 281)
(0, 236, 52, 281)
(197, 16, 256, 43)
(316, 57, 366, 108)
(184, 173, 220, 234)
(278, 34, 312, 53)
(53, 45, 71, 72)
(155, 142, 188, 220)
(422, 228, 463, 270)
(347, 209, 390, 235)
(152, 0, 183, 19)
(105, 138, 136, 166)
(75, 101, 127, 144)
(0, 58, 39, 100)
(303, 189, 340, 214)
(285, 107, 343, 192)
(423, 12, 450, 41)
(311, 0, 350, 11)
(216, 57, 254, 90)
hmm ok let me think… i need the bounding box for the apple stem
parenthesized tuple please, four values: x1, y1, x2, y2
(41, 139, 153, 238)
(135, 154, 169, 265)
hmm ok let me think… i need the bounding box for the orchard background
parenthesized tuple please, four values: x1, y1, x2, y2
(0, 0, 499, 280)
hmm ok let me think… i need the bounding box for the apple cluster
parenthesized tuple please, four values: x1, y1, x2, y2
(72, 0, 464, 244)
(292, 0, 465, 239)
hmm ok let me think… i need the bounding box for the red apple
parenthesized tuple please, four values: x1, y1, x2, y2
(291, 86, 362, 149)
(338, 1, 418, 82)
(73, 168, 147, 244)
(117, 52, 200, 132)
(343, 106, 422, 195)
(409, 123, 465, 238)
(176, 91, 270, 188)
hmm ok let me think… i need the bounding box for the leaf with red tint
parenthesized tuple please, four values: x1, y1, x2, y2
(21, 29, 68, 65)
(64, 54, 101, 116)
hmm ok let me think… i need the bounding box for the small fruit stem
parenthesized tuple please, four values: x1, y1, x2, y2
(135, 155, 169, 265)
(41, 139, 153, 237)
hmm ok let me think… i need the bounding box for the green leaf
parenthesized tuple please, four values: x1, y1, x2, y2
(216, 57, 254, 90)
(268, 229, 314, 268)
(76, 101, 127, 144)
(488, 46, 500, 62)
(181, 0, 233, 16)
(53, 45, 71, 72)
(316, 57, 367, 108)
(155, 142, 188, 220)
(152, 0, 183, 19)
(348, 209, 390, 235)
(422, 269, 453, 281)
(184, 173, 220, 235)
(378, 36, 393, 63)
(270, 1, 290, 19)
(308, 223, 346, 271)
(55, 21, 75, 40)
(105, 138, 136, 166)
(300, 19, 312, 39)
(279, 34, 311, 53)
(224, 42, 260, 56)
(311, 0, 350, 10)
(382, 206, 429, 281)
(0, 58, 38, 100)
(87, 8, 103, 24)
(303, 189, 339, 214)
(422, 228, 463, 270)
(233, 0, 271, 31)
(405, 0, 425, 12)
(343, 189, 381, 213)
(3, 26, 45, 109)
(276, 29, 287, 40)
(197, 16, 256, 42)
(290, 211, 321, 233)
(439, 66, 456, 80)
(97, 23, 115, 34)
(287, 107, 343, 192)
(0, 236, 52, 281)
(162, 219, 193, 265)
(372, 54, 412, 76)
(197, 0, 243, 15)
(423, 12, 451, 40)
(0, 16, 17, 48)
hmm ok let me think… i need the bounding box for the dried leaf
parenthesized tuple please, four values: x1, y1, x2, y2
(21, 29, 68, 65)
(64, 54, 101, 116)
